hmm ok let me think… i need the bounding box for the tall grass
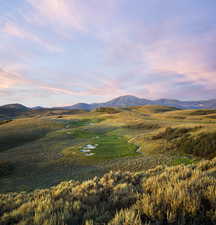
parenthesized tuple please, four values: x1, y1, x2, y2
(0, 157, 215, 225)
(152, 127, 216, 158)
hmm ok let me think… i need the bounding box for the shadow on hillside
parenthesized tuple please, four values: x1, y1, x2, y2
(0, 160, 108, 193)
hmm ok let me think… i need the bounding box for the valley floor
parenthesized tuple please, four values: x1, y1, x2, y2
(1, 105, 216, 193)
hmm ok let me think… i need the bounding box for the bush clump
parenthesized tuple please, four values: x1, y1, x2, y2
(176, 132, 216, 157)
(189, 109, 216, 115)
(152, 127, 192, 141)
(0, 120, 12, 126)
(95, 107, 121, 114)
(124, 122, 160, 130)
(0, 158, 216, 225)
(152, 127, 216, 158)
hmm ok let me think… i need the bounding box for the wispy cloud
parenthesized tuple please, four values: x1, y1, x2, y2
(39, 85, 83, 96)
(142, 34, 216, 88)
(2, 22, 62, 52)
(0, 68, 28, 89)
(24, 0, 121, 39)
(1, 0, 216, 106)
(25, 0, 85, 32)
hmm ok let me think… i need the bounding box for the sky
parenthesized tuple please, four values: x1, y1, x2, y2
(0, 0, 216, 107)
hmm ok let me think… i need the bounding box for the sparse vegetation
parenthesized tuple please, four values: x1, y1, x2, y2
(124, 122, 160, 130)
(0, 120, 12, 126)
(152, 127, 193, 141)
(152, 127, 216, 157)
(1, 105, 216, 193)
(176, 132, 216, 157)
(0, 158, 215, 225)
(95, 107, 121, 114)
(189, 109, 216, 115)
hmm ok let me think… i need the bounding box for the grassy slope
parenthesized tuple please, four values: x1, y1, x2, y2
(0, 157, 215, 225)
(1, 106, 216, 192)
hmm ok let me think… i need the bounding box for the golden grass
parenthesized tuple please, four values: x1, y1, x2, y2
(0, 157, 215, 225)
(1, 106, 216, 193)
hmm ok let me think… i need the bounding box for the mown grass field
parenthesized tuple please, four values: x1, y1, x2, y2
(1, 106, 216, 193)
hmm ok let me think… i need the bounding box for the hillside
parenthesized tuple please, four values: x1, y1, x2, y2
(62, 95, 216, 110)
(1, 105, 216, 193)
(64, 103, 94, 110)
(2, 96, 216, 114)
(0, 104, 30, 119)
(0, 157, 215, 225)
(0, 105, 216, 224)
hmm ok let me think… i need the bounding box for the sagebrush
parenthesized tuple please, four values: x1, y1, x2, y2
(0, 158, 215, 225)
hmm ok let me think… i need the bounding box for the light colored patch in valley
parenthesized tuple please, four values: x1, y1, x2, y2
(85, 153, 95, 156)
(80, 144, 97, 156)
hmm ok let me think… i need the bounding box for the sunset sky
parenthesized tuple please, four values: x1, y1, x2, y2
(1, 0, 216, 107)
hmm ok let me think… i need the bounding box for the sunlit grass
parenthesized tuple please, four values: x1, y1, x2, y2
(0, 157, 215, 225)
(1, 105, 216, 193)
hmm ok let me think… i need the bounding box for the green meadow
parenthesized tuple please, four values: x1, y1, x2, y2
(0, 106, 216, 193)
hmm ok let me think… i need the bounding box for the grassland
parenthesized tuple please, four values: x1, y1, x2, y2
(0, 106, 216, 193)
(0, 157, 215, 225)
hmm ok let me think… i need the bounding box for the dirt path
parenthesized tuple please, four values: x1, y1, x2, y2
(128, 136, 143, 154)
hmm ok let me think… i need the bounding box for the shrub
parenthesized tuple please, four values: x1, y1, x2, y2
(152, 127, 216, 158)
(207, 115, 216, 119)
(124, 122, 160, 130)
(152, 127, 192, 141)
(176, 132, 216, 157)
(189, 110, 216, 115)
(95, 107, 121, 114)
(0, 158, 215, 225)
(0, 120, 12, 126)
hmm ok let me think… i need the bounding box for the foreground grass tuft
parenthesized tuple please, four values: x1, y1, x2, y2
(0, 158, 215, 225)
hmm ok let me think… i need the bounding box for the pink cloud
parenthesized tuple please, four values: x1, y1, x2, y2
(24, 0, 122, 40)
(25, 0, 85, 32)
(0, 68, 28, 89)
(87, 79, 129, 97)
(2, 22, 62, 52)
(142, 36, 216, 88)
(0, 67, 122, 98)
(39, 85, 83, 96)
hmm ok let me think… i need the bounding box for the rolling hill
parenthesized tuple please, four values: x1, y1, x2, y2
(62, 95, 216, 110)
(0, 104, 30, 119)
(1, 96, 216, 113)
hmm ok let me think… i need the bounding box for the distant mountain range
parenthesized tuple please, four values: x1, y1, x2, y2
(1, 96, 216, 117)
(60, 95, 216, 110)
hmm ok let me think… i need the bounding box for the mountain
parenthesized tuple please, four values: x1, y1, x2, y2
(101, 95, 151, 107)
(32, 106, 45, 110)
(63, 103, 94, 110)
(2, 96, 216, 114)
(63, 95, 216, 110)
(0, 104, 30, 119)
(154, 99, 216, 109)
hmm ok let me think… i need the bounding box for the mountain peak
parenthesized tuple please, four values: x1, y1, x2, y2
(113, 95, 141, 101)
(46, 95, 216, 110)
(104, 95, 150, 107)
(117, 95, 140, 99)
